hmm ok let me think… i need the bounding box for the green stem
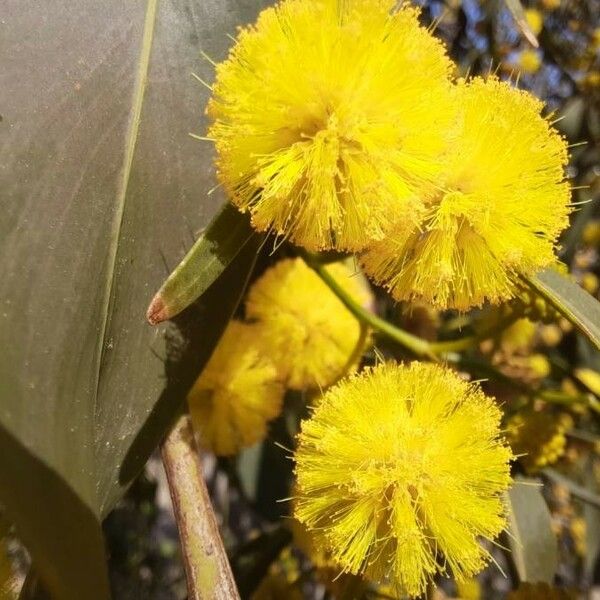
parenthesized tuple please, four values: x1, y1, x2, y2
(302, 253, 521, 358)
(302, 254, 436, 359)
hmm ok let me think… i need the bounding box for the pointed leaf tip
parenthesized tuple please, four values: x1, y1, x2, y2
(146, 293, 168, 325)
(146, 203, 257, 323)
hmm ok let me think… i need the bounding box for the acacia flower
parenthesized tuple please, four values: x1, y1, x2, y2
(187, 320, 284, 456)
(506, 409, 573, 472)
(294, 362, 513, 597)
(207, 0, 454, 251)
(245, 258, 372, 390)
(361, 77, 571, 310)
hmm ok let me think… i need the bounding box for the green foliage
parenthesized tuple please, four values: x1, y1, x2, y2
(507, 480, 558, 584)
(0, 0, 267, 596)
(525, 269, 600, 350)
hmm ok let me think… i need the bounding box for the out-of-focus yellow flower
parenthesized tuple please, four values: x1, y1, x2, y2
(583, 221, 600, 246)
(574, 368, 600, 395)
(188, 321, 284, 456)
(581, 272, 599, 295)
(361, 77, 570, 310)
(517, 49, 542, 74)
(290, 517, 335, 570)
(246, 258, 372, 390)
(583, 72, 600, 89)
(207, 0, 455, 251)
(525, 9, 543, 36)
(290, 516, 365, 596)
(501, 318, 537, 352)
(252, 569, 303, 600)
(294, 362, 513, 597)
(571, 516, 586, 556)
(506, 410, 573, 472)
(561, 377, 579, 397)
(541, 0, 560, 10)
(540, 324, 563, 347)
(508, 582, 573, 600)
(457, 578, 481, 600)
(528, 354, 551, 378)
(592, 28, 600, 49)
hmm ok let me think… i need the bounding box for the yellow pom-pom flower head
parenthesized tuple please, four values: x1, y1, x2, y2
(188, 320, 284, 456)
(294, 362, 513, 597)
(361, 77, 571, 310)
(208, 0, 455, 251)
(246, 258, 372, 389)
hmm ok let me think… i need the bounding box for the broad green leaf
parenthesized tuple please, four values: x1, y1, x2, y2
(507, 479, 558, 584)
(147, 203, 257, 324)
(0, 0, 268, 596)
(524, 269, 600, 350)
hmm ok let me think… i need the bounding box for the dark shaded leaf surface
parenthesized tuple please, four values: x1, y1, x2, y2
(507, 479, 558, 584)
(0, 0, 268, 596)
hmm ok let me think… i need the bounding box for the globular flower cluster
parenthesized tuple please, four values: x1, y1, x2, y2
(187, 320, 284, 456)
(506, 409, 573, 472)
(208, 0, 571, 311)
(188, 258, 372, 455)
(208, 0, 454, 252)
(194, 0, 570, 593)
(294, 362, 513, 597)
(361, 78, 570, 309)
(246, 258, 372, 389)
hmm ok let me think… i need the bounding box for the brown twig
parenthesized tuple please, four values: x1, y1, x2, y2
(161, 415, 240, 600)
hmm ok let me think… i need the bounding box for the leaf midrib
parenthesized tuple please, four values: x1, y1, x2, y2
(90, 0, 159, 511)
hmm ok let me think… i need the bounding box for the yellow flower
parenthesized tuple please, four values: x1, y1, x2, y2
(574, 367, 600, 395)
(541, 0, 560, 10)
(294, 362, 513, 597)
(188, 320, 284, 456)
(581, 272, 599, 295)
(290, 516, 365, 596)
(583, 221, 600, 246)
(570, 516, 586, 557)
(539, 324, 563, 347)
(252, 571, 303, 600)
(517, 49, 542, 74)
(457, 578, 481, 600)
(506, 409, 573, 472)
(524, 9, 543, 36)
(508, 582, 573, 600)
(246, 258, 372, 389)
(500, 318, 537, 352)
(207, 0, 455, 251)
(361, 77, 571, 310)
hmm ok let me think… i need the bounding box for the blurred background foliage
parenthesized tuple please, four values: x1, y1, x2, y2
(4, 0, 600, 598)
